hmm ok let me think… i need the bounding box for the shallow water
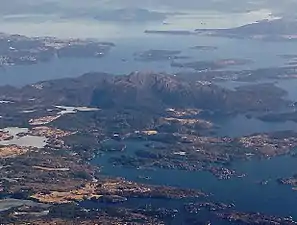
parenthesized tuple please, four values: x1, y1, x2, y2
(0, 198, 47, 212)
(0, 127, 47, 148)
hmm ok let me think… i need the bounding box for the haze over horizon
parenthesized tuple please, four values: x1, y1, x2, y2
(0, 0, 297, 15)
(1, 0, 294, 39)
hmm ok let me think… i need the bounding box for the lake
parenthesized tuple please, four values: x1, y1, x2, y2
(91, 138, 297, 223)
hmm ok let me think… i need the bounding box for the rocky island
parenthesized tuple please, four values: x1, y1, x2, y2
(0, 33, 114, 67)
(195, 18, 297, 42)
(134, 49, 189, 62)
(144, 19, 297, 42)
(171, 58, 252, 71)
